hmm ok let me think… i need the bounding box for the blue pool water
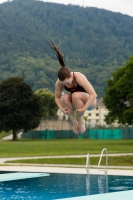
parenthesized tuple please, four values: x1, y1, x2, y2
(0, 172, 133, 199)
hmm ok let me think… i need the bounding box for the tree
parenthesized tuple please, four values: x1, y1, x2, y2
(103, 56, 133, 125)
(0, 77, 43, 140)
(35, 88, 58, 118)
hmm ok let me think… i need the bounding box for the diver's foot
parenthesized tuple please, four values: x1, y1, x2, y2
(78, 119, 86, 134)
(73, 121, 79, 134)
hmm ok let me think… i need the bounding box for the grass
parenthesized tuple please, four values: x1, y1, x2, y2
(0, 139, 133, 167)
(5, 156, 133, 167)
(0, 139, 133, 158)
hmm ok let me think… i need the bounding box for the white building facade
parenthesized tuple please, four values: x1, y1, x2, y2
(57, 98, 119, 128)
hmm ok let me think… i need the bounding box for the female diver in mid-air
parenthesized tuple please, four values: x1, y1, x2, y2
(49, 41, 97, 134)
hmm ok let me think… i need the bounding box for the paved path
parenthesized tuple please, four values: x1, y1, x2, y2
(1, 153, 133, 165)
(1, 133, 22, 140)
(0, 153, 133, 176)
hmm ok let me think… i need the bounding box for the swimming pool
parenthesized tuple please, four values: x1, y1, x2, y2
(0, 172, 133, 199)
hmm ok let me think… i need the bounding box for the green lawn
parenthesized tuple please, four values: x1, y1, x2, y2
(0, 139, 133, 157)
(5, 156, 133, 167)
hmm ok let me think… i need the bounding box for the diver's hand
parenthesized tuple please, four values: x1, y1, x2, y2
(61, 108, 71, 115)
(76, 108, 85, 118)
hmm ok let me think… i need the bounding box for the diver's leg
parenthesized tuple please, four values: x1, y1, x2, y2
(72, 92, 96, 133)
(60, 94, 79, 134)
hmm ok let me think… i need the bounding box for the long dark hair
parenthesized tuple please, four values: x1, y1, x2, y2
(49, 40, 71, 81)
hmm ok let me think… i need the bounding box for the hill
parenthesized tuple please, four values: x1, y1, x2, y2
(0, 0, 133, 96)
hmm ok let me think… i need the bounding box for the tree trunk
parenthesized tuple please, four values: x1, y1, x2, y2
(12, 130, 17, 141)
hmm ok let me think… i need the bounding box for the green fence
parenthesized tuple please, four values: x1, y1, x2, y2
(22, 128, 133, 139)
(122, 128, 133, 139)
(88, 129, 122, 139)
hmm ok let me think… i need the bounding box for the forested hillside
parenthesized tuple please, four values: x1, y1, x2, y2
(0, 0, 133, 97)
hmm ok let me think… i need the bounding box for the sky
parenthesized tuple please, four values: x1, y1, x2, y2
(0, 0, 133, 17)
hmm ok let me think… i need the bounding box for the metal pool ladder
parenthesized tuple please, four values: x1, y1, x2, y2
(98, 148, 108, 175)
(86, 154, 90, 174)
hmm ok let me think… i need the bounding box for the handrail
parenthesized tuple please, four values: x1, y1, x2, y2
(86, 154, 90, 174)
(98, 148, 108, 175)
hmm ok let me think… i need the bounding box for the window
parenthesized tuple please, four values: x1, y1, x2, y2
(96, 107, 99, 110)
(88, 113, 91, 116)
(96, 113, 99, 116)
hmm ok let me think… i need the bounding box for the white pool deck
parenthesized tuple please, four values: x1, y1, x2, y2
(56, 190, 133, 200)
(0, 155, 133, 200)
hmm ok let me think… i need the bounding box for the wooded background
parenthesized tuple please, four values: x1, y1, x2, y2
(0, 0, 133, 97)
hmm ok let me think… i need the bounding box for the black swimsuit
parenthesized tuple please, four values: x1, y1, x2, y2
(64, 72, 87, 94)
